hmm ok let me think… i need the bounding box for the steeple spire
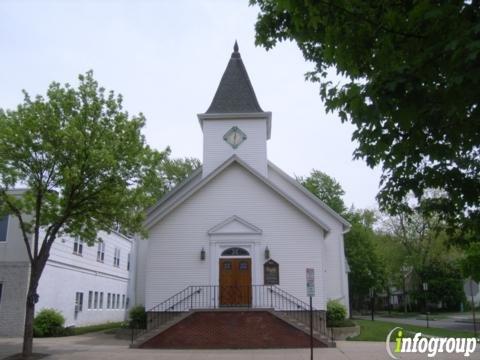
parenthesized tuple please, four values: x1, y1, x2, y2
(205, 41, 263, 114)
(233, 40, 239, 55)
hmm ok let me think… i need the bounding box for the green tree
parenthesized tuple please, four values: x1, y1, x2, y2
(298, 169, 385, 310)
(378, 196, 467, 311)
(159, 154, 201, 194)
(252, 0, 480, 235)
(417, 261, 465, 311)
(0, 72, 164, 357)
(345, 209, 386, 310)
(380, 200, 448, 274)
(460, 243, 480, 283)
(297, 169, 346, 214)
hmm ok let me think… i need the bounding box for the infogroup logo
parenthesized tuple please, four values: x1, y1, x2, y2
(385, 327, 479, 359)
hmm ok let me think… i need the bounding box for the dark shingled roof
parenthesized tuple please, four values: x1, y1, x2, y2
(206, 41, 264, 114)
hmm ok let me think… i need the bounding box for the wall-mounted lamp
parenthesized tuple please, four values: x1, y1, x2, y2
(264, 246, 270, 260)
(200, 247, 206, 261)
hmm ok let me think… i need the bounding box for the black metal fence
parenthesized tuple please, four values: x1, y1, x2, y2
(131, 285, 327, 344)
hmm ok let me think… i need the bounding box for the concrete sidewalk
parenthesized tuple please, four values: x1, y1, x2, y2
(1, 332, 479, 360)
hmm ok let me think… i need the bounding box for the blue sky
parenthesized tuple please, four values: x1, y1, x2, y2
(0, 0, 382, 209)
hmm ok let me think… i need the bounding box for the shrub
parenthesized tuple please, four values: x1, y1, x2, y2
(129, 305, 147, 329)
(33, 308, 65, 337)
(327, 300, 347, 324)
(327, 319, 356, 328)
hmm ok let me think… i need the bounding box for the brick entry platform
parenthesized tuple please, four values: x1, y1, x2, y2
(140, 310, 326, 349)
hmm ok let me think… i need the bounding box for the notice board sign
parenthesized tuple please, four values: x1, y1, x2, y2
(264, 259, 279, 285)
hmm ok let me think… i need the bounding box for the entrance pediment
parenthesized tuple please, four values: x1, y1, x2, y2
(207, 215, 262, 236)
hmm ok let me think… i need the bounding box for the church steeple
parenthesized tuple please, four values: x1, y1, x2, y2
(206, 42, 264, 114)
(198, 42, 272, 178)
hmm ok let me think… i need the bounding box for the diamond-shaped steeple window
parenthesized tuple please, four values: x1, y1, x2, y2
(223, 126, 247, 149)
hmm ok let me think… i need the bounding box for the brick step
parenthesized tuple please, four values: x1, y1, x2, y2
(136, 310, 329, 349)
(130, 311, 192, 348)
(271, 311, 333, 347)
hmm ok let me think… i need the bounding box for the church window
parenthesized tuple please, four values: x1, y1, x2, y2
(223, 126, 247, 149)
(221, 247, 249, 256)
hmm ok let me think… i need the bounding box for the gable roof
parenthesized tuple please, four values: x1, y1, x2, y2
(267, 161, 351, 231)
(145, 155, 331, 233)
(207, 215, 262, 236)
(146, 166, 203, 217)
(205, 41, 263, 114)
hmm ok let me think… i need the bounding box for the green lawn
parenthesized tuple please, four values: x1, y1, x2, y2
(349, 319, 476, 341)
(374, 311, 419, 319)
(70, 322, 123, 335)
(374, 311, 452, 320)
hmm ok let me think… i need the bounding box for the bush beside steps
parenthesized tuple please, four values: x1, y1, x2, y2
(33, 308, 122, 337)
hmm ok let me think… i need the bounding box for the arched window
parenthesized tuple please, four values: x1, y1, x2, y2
(221, 247, 250, 256)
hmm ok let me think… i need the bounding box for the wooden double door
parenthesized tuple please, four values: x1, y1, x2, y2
(219, 258, 252, 306)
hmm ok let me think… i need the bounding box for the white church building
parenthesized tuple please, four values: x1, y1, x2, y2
(0, 43, 350, 347)
(132, 44, 350, 348)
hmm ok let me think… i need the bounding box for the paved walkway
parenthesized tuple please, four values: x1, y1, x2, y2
(1, 332, 479, 360)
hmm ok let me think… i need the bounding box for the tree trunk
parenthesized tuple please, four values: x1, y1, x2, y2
(22, 294, 35, 357)
(22, 266, 41, 358)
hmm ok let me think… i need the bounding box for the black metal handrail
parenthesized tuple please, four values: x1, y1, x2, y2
(131, 284, 328, 344)
(166, 288, 202, 311)
(269, 286, 308, 309)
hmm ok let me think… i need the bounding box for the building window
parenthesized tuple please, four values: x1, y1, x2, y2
(0, 283, 3, 304)
(116, 294, 120, 309)
(0, 216, 8, 242)
(73, 237, 83, 255)
(122, 295, 125, 309)
(94, 291, 99, 309)
(107, 293, 111, 309)
(221, 247, 249, 256)
(99, 292, 104, 309)
(113, 248, 120, 267)
(97, 242, 105, 262)
(88, 291, 93, 309)
(127, 253, 131, 271)
(74, 292, 83, 320)
(75, 292, 83, 312)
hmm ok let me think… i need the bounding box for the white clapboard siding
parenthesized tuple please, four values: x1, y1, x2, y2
(202, 118, 268, 177)
(36, 229, 133, 327)
(145, 163, 328, 310)
(267, 164, 350, 311)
